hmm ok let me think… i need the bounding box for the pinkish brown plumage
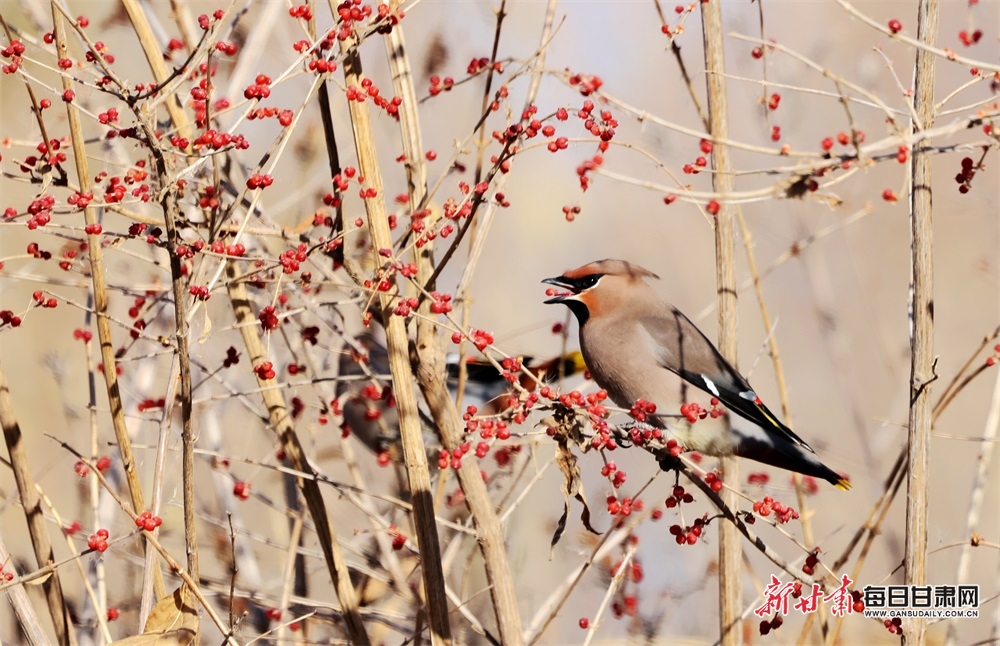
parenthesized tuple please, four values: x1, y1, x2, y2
(544, 259, 849, 489)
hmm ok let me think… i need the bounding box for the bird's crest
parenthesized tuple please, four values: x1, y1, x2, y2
(562, 259, 659, 282)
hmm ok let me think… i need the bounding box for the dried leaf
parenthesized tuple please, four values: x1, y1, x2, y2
(550, 437, 599, 557)
(109, 584, 199, 646)
(197, 306, 212, 344)
(23, 572, 52, 586)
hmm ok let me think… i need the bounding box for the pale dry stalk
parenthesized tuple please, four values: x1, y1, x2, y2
(904, 0, 939, 643)
(701, 2, 742, 643)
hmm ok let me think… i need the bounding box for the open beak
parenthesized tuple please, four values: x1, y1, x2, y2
(542, 276, 576, 304)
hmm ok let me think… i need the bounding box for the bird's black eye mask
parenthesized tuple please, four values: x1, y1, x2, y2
(543, 273, 603, 295)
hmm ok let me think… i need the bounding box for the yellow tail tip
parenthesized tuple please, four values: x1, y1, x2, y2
(835, 478, 852, 491)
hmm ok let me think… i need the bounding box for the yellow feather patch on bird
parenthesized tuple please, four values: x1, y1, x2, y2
(755, 402, 781, 427)
(835, 478, 852, 491)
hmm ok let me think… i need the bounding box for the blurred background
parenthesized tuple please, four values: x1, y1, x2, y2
(1, 0, 997, 643)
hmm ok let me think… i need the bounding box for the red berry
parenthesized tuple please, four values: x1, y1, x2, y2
(888, 19, 902, 34)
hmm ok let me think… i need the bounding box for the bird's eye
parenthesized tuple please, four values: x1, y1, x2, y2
(578, 275, 600, 289)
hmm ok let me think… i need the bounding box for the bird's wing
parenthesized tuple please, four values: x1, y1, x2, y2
(638, 308, 816, 453)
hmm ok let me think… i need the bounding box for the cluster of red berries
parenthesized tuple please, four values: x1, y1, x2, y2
(428, 75, 455, 97)
(130, 319, 146, 340)
(663, 437, 685, 459)
(197, 10, 225, 31)
(68, 189, 94, 209)
(601, 462, 628, 489)
(679, 397, 725, 423)
(278, 244, 309, 274)
(388, 525, 407, 550)
(243, 74, 271, 100)
(498, 357, 523, 385)
(212, 240, 246, 256)
(1, 38, 26, 74)
(884, 617, 903, 635)
(669, 515, 708, 545)
(958, 29, 983, 47)
(797, 475, 820, 495)
(628, 398, 657, 423)
(955, 156, 981, 194)
(253, 361, 276, 380)
(464, 411, 512, 441)
(25, 194, 56, 229)
(683, 156, 708, 175)
(986, 344, 1000, 367)
(493, 445, 520, 468)
(606, 496, 642, 518)
(611, 592, 639, 618)
(59, 247, 79, 271)
(802, 548, 821, 575)
(233, 480, 250, 500)
(429, 291, 453, 314)
(580, 102, 616, 147)
(26, 241, 50, 259)
(191, 129, 249, 151)
(759, 614, 783, 635)
(346, 79, 401, 117)
(0, 310, 22, 328)
(752, 495, 800, 524)
(438, 441, 474, 470)
(103, 177, 128, 204)
(32, 291, 58, 309)
(187, 285, 209, 301)
(469, 329, 494, 351)
(246, 173, 273, 190)
(665, 484, 694, 509)
(704, 471, 723, 493)
(567, 72, 603, 97)
(258, 306, 279, 332)
(392, 297, 419, 318)
(248, 107, 295, 127)
(223, 346, 240, 368)
(87, 529, 110, 552)
(137, 398, 166, 412)
(134, 510, 163, 532)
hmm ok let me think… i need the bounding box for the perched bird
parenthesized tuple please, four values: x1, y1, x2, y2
(336, 331, 440, 464)
(447, 351, 588, 415)
(543, 259, 849, 489)
(337, 332, 587, 461)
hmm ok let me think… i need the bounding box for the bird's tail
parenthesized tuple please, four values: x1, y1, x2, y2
(731, 424, 851, 490)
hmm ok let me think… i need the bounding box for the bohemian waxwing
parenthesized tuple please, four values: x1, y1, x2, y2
(543, 259, 850, 489)
(336, 331, 441, 464)
(447, 351, 588, 415)
(337, 332, 587, 461)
